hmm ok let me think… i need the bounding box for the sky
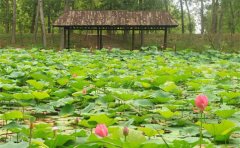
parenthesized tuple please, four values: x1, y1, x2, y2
(171, 0, 211, 34)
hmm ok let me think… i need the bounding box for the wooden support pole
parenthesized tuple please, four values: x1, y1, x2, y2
(164, 27, 168, 49)
(67, 29, 70, 49)
(132, 28, 135, 50)
(64, 28, 66, 49)
(97, 27, 100, 49)
(100, 28, 103, 49)
(140, 29, 144, 48)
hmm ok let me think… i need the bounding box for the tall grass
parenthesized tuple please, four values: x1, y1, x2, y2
(0, 32, 239, 52)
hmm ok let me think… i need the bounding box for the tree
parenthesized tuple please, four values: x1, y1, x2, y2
(11, 0, 16, 44)
(211, 0, 218, 33)
(45, 0, 64, 33)
(5, 0, 10, 33)
(139, 0, 143, 10)
(180, 0, 185, 34)
(39, 0, 47, 48)
(184, 0, 193, 34)
(164, 0, 169, 12)
(218, 0, 224, 33)
(200, 0, 204, 34)
(34, 0, 40, 42)
(31, 0, 38, 33)
(229, 1, 236, 34)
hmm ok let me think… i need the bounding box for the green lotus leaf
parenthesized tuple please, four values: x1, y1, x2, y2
(88, 114, 115, 126)
(215, 109, 238, 119)
(202, 120, 238, 142)
(57, 77, 69, 86)
(60, 104, 74, 116)
(27, 80, 45, 90)
(138, 127, 158, 137)
(32, 91, 50, 100)
(13, 93, 34, 100)
(2, 110, 23, 120)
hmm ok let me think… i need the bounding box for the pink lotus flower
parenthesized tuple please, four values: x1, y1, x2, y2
(95, 124, 108, 137)
(195, 94, 208, 112)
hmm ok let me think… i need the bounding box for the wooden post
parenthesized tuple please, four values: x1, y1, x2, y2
(64, 27, 66, 49)
(97, 27, 100, 49)
(132, 28, 135, 50)
(140, 29, 144, 48)
(164, 27, 168, 49)
(100, 28, 103, 49)
(67, 28, 70, 49)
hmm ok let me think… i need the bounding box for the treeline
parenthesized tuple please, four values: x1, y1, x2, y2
(0, 0, 239, 48)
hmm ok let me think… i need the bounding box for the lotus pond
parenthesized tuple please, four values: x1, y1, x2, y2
(0, 48, 240, 148)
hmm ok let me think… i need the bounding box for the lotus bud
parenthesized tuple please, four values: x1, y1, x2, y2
(82, 88, 87, 95)
(195, 94, 208, 112)
(52, 126, 58, 131)
(72, 73, 78, 78)
(95, 124, 108, 137)
(123, 127, 129, 137)
(75, 117, 80, 125)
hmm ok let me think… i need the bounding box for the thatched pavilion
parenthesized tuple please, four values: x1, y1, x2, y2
(53, 10, 178, 50)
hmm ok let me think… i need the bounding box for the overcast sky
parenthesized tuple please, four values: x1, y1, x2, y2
(172, 0, 211, 34)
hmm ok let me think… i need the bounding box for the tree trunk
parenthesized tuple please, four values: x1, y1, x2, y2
(164, 0, 169, 12)
(11, 0, 16, 44)
(180, 0, 185, 34)
(184, 0, 192, 34)
(19, 23, 24, 45)
(218, 4, 224, 33)
(39, 0, 47, 48)
(60, 0, 70, 49)
(200, 0, 204, 34)
(5, 0, 10, 33)
(48, 14, 51, 33)
(31, 0, 38, 33)
(229, 1, 235, 34)
(217, 3, 224, 49)
(34, 1, 40, 43)
(139, 0, 143, 10)
(211, 0, 218, 33)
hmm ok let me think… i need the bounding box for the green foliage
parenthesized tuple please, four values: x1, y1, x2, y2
(1, 110, 23, 120)
(203, 120, 240, 142)
(215, 109, 238, 119)
(0, 49, 239, 147)
(138, 127, 159, 137)
(32, 91, 50, 100)
(60, 104, 74, 116)
(27, 80, 45, 90)
(158, 109, 180, 119)
(13, 93, 34, 100)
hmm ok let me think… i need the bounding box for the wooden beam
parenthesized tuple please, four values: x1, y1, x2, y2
(62, 26, 170, 31)
(132, 28, 135, 50)
(164, 27, 168, 49)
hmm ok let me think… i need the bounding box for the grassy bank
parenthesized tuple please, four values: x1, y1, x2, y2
(0, 33, 239, 52)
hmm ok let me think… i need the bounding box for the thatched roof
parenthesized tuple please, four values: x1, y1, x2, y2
(53, 10, 178, 28)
